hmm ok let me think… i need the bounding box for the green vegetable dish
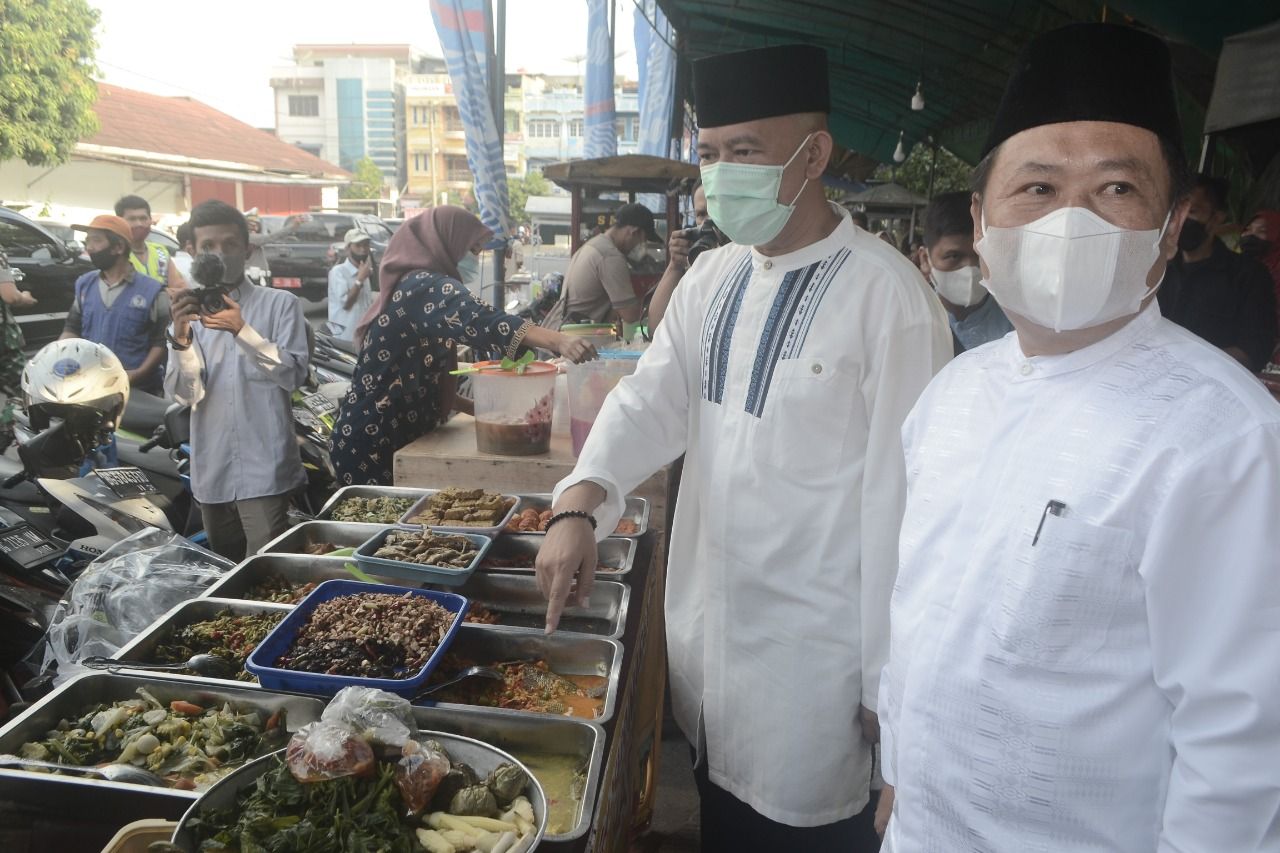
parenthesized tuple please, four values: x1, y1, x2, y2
(329, 496, 417, 524)
(16, 687, 287, 790)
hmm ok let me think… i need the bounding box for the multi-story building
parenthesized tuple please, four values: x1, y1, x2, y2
(398, 74, 472, 208)
(521, 75, 640, 172)
(271, 44, 414, 183)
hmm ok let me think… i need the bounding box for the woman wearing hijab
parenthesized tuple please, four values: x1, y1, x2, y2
(330, 206, 596, 485)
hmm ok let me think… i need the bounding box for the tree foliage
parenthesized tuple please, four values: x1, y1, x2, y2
(873, 142, 973, 199)
(340, 156, 384, 199)
(0, 0, 100, 166)
(507, 170, 550, 226)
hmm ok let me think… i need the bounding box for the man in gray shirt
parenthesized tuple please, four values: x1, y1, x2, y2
(166, 201, 309, 561)
(547, 202, 656, 327)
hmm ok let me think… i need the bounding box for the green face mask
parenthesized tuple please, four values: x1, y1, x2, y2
(700, 133, 813, 247)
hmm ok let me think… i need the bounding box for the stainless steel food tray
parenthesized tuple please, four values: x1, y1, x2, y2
(411, 705, 605, 842)
(432, 573, 629, 640)
(481, 533, 636, 578)
(398, 487, 522, 537)
(111, 598, 291, 686)
(509, 493, 650, 537)
(314, 485, 428, 522)
(203, 556, 629, 639)
(256, 520, 385, 556)
(0, 672, 324, 814)
(202, 553, 401, 601)
(419, 625, 623, 725)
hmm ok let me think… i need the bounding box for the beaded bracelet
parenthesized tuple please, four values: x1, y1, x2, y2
(544, 510, 597, 533)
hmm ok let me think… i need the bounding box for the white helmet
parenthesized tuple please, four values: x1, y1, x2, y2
(22, 338, 130, 432)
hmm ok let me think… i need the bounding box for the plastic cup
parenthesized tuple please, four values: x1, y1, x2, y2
(566, 351, 642, 456)
(470, 361, 557, 456)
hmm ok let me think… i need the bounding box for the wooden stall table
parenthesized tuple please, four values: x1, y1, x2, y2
(395, 415, 673, 852)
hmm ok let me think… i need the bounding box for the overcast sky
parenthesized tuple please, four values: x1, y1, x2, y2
(92, 0, 642, 128)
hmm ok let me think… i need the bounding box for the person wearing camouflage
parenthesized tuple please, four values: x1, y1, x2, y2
(0, 250, 35, 451)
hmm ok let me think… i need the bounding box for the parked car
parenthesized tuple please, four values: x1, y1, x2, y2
(148, 228, 179, 254)
(261, 213, 392, 301)
(34, 220, 82, 255)
(0, 209, 93, 346)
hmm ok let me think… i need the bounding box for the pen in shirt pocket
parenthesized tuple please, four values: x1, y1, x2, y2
(1032, 500, 1068, 546)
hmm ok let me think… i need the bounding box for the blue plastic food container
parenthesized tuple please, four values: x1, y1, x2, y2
(355, 527, 493, 586)
(244, 579, 469, 697)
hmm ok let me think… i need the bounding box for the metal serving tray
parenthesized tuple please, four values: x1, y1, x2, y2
(256, 520, 384, 556)
(203, 556, 629, 639)
(314, 485, 428, 523)
(111, 598, 292, 686)
(481, 533, 635, 578)
(419, 625, 623, 725)
(433, 573, 629, 640)
(411, 705, 605, 843)
(0, 672, 324, 814)
(398, 488, 522, 538)
(510, 493, 650, 538)
(201, 553, 401, 601)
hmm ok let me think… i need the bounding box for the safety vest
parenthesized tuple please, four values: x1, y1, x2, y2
(129, 242, 170, 282)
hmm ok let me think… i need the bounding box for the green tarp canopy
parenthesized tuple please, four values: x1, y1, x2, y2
(656, 0, 1279, 164)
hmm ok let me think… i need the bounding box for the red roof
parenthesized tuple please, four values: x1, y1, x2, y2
(86, 82, 349, 178)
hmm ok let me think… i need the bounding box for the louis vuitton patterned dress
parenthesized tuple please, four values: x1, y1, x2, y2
(330, 271, 530, 485)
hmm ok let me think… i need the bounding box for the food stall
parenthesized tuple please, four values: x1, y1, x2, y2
(0, 416, 672, 852)
(540, 154, 700, 303)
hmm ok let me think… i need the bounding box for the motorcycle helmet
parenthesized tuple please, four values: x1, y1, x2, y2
(21, 338, 130, 437)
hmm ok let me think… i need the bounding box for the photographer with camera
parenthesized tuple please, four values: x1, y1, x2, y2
(165, 200, 309, 561)
(649, 182, 725, 330)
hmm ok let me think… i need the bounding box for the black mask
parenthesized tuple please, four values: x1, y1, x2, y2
(1240, 235, 1271, 258)
(1177, 218, 1209, 252)
(89, 247, 119, 272)
(349, 250, 370, 264)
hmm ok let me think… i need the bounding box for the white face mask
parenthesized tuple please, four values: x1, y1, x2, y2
(627, 240, 648, 263)
(931, 264, 984, 308)
(975, 206, 1169, 332)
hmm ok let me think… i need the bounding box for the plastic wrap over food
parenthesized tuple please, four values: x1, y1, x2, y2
(396, 738, 451, 815)
(40, 529, 233, 683)
(285, 720, 376, 782)
(320, 686, 417, 747)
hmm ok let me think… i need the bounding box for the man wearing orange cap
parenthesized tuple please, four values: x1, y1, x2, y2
(63, 214, 170, 396)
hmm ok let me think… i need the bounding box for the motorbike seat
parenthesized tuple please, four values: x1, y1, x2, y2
(119, 390, 171, 436)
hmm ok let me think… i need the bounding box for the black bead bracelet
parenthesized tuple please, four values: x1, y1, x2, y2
(544, 510, 597, 533)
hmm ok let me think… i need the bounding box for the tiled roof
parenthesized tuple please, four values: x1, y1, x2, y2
(86, 82, 348, 178)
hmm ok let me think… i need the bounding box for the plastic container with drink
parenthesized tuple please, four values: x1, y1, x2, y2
(470, 360, 557, 455)
(567, 350, 642, 456)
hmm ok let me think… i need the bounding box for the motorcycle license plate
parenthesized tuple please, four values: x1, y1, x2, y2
(275, 277, 302, 288)
(95, 466, 158, 498)
(0, 523, 61, 570)
(301, 391, 338, 418)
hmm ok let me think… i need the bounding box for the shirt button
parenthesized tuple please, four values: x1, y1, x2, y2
(811, 363, 822, 375)
(1019, 362, 1033, 376)
(763, 260, 773, 270)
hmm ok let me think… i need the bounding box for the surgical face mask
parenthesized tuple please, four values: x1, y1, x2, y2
(627, 240, 648, 263)
(456, 253, 480, 284)
(700, 132, 813, 247)
(89, 247, 119, 272)
(1176, 218, 1209, 252)
(975, 206, 1170, 332)
(931, 264, 984, 307)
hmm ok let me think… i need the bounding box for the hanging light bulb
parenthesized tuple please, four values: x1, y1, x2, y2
(911, 80, 925, 111)
(893, 131, 907, 163)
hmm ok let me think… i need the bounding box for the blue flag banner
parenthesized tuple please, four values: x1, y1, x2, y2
(430, 0, 512, 241)
(584, 0, 617, 159)
(634, 0, 675, 158)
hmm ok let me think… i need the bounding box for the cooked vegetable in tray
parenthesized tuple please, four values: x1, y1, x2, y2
(153, 610, 285, 682)
(504, 508, 638, 536)
(429, 658, 607, 719)
(16, 687, 287, 790)
(244, 575, 319, 605)
(274, 592, 455, 679)
(330, 496, 417, 523)
(185, 725, 539, 852)
(407, 488, 515, 528)
(374, 530, 479, 568)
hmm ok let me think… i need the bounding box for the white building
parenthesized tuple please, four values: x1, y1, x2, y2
(521, 75, 640, 171)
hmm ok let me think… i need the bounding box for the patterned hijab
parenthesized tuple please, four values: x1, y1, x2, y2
(354, 206, 492, 345)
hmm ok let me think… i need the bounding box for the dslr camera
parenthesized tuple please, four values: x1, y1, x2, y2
(684, 219, 728, 265)
(189, 253, 230, 314)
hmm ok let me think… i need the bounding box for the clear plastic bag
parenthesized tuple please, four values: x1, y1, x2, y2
(39, 528, 233, 683)
(285, 720, 376, 782)
(320, 686, 417, 747)
(396, 738, 451, 815)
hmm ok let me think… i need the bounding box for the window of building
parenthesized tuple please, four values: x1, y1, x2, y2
(288, 94, 319, 117)
(504, 111, 520, 134)
(615, 116, 638, 142)
(446, 155, 471, 182)
(528, 119, 560, 138)
(412, 106, 429, 126)
(296, 143, 322, 157)
(569, 119, 584, 137)
(413, 153, 431, 173)
(444, 107, 464, 132)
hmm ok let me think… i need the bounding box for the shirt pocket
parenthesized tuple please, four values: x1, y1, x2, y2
(991, 515, 1133, 668)
(755, 355, 858, 480)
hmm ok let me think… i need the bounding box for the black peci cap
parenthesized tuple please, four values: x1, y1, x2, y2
(693, 44, 830, 129)
(982, 23, 1183, 159)
(613, 203, 659, 241)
